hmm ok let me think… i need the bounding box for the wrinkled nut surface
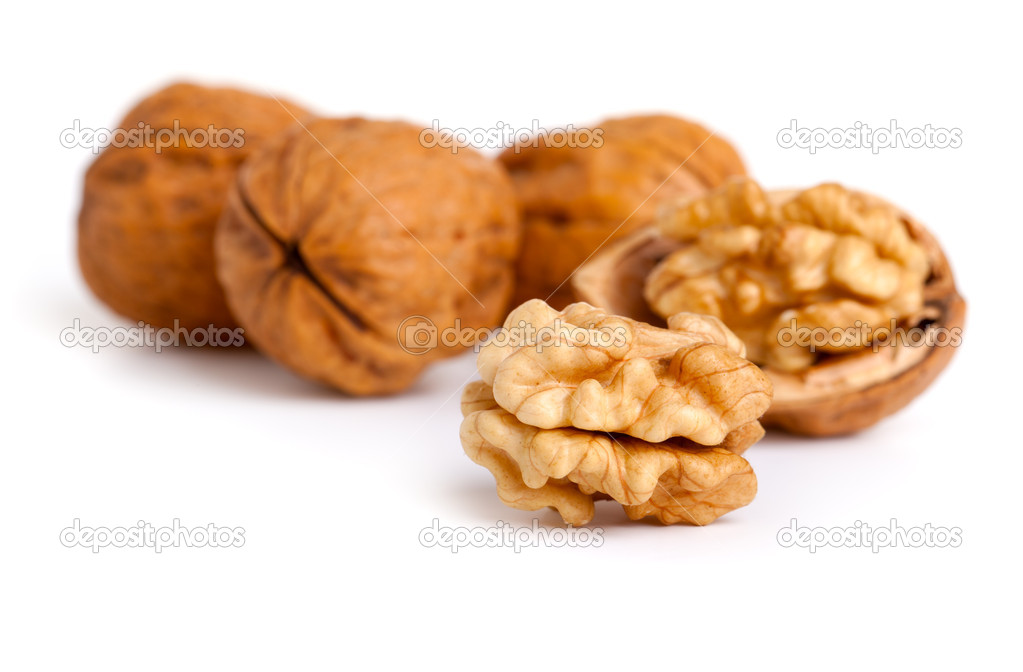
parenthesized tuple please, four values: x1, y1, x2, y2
(478, 299, 772, 445)
(215, 118, 520, 395)
(499, 115, 746, 307)
(460, 381, 759, 526)
(571, 182, 965, 436)
(78, 82, 309, 329)
(645, 178, 931, 371)
(460, 299, 769, 525)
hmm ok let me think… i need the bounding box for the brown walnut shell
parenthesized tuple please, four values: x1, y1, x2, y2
(78, 82, 309, 329)
(571, 190, 965, 436)
(499, 114, 746, 308)
(214, 118, 521, 396)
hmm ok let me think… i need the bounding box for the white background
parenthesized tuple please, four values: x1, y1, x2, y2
(3, 1, 1020, 669)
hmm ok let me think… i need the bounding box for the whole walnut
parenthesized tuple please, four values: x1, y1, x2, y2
(499, 114, 746, 307)
(78, 83, 309, 329)
(214, 118, 521, 395)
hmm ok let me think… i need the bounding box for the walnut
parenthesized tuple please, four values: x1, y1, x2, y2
(477, 299, 771, 444)
(461, 382, 759, 525)
(572, 180, 965, 436)
(459, 300, 770, 525)
(644, 179, 930, 372)
(78, 83, 309, 329)
(214, 118, 520, 395)
(499, 115, 746, 307)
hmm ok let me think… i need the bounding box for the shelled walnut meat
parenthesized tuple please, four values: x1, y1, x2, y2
(215, 118, 520, 396)
(499, 114, 747, 307)
(572, 178, 966, 435)
(460, 299, 772, 525)
(78, 83, 309, 329)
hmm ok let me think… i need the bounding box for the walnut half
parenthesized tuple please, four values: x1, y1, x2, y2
(572, 180, 965, 436)
(644, 179, 930, 372)
(476, 299, 771, 444)
(459, 300, 770, 525)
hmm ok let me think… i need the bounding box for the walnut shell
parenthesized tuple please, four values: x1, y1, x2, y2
(571, 186, 965, 436)
(78, 83, 309, 329)
(499, 114, 746, 307)
(214, 118, 520, 395)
